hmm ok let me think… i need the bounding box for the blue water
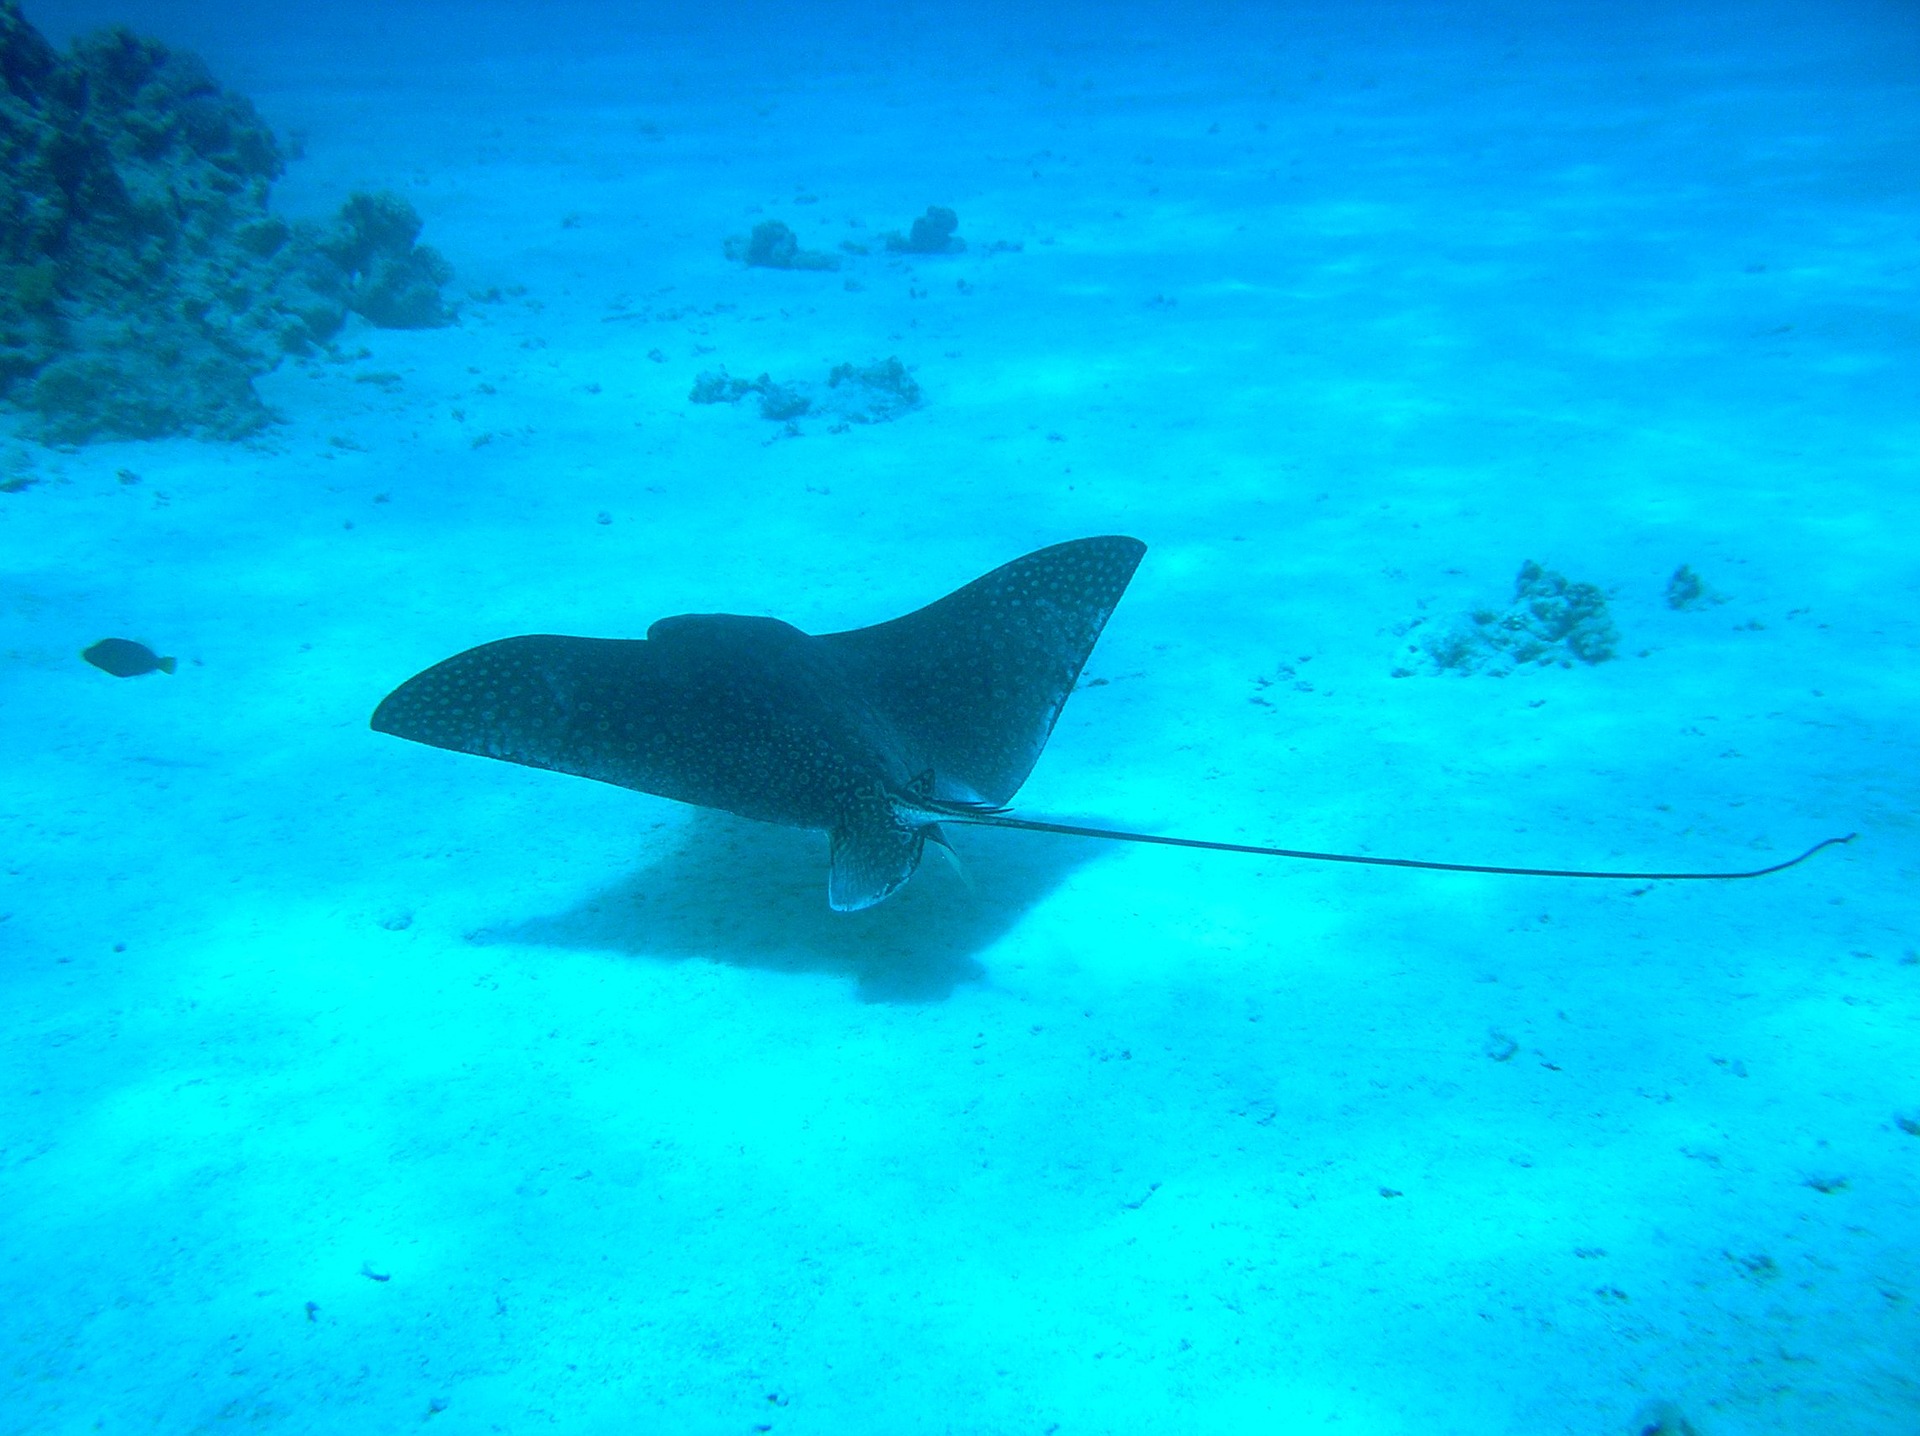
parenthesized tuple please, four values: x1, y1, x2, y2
(4, 1, 1916, 1431)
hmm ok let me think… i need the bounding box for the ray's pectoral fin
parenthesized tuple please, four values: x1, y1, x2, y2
(829, 790, 930, 912)
(820, 535, 1146, 808)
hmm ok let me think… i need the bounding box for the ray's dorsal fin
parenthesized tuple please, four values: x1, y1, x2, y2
(821, 536, 1146, 806)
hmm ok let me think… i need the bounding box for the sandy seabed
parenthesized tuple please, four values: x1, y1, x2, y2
(3, 2, 1916, 1432)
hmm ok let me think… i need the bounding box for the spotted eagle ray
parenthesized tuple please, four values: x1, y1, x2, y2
(370, 536, 1850, 910)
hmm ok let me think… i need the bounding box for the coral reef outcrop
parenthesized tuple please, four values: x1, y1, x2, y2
(0, 2, 455, 442)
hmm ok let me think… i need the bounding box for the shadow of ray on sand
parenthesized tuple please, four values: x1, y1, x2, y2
(473, 809, 1098, 1002)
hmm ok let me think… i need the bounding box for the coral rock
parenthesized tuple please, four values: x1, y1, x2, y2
(0, 1, 455, 442)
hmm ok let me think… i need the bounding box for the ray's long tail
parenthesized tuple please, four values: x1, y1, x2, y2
(937, 809, 1855, 882)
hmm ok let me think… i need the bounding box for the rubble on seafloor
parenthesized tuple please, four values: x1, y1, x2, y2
(689, 357, 922, 430)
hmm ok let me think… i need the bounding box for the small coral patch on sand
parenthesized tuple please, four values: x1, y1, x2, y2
(689, 356, 921, 429)
(1664, 563, 1726, 611)
(722, 220, 839, 271)
(1421, 562, 1619, 675)
(884, 205, 966, 255)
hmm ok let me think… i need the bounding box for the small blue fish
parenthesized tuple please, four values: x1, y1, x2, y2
(82, 638, 176, 678)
